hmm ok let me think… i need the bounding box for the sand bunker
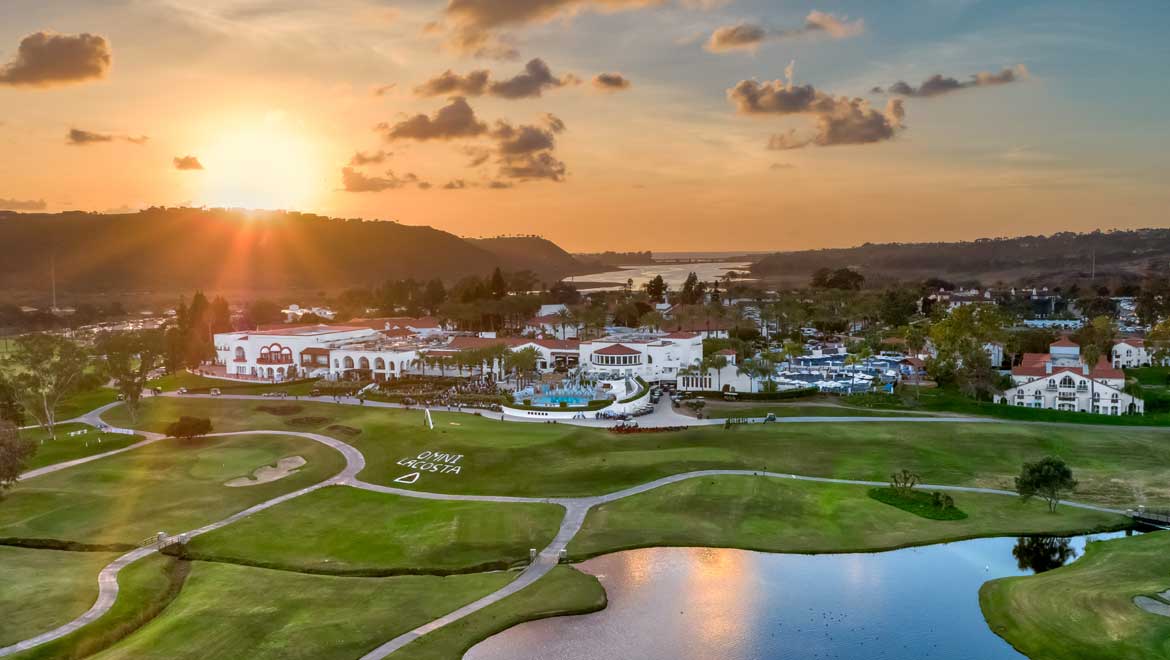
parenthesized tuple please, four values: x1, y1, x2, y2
(1134, 592, 1170, 617)
(224, 456, 307, 487)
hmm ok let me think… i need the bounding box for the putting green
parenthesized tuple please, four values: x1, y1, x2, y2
(0, 546, 120, 647)
(109, 397, 1170, 507)
(19, 424, 144, 470)
(89, 561, 515, 660)
(566, 475, 1128, 559)
(0, 434, 346, 546)
(981, 530, 1170, 660)
(182, 485, 565, 574)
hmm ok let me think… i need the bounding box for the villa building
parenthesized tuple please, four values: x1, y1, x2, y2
(579, 331, 703, 383)
(1112, 338, 1166, 368)
(214, 324, 382, 380)
(996, 338, 1141, 415)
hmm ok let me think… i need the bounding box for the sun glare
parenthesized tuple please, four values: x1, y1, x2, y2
(197, 117, 326, 211)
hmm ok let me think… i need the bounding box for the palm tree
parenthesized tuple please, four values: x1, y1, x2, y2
(702, 354, 729, 392)
(554, 308, 575, 339)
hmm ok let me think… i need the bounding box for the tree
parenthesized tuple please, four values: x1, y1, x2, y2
(554, 308, 576, 339)
(488, 267, 508, 300)
(644, 275, 667, 303)
(1015, 456, 1077, 512)
(244, 299, 283, 329)
(166, 416, 213, 440)
(879, 288, 918, 327)
(889, 468, 920, 494)
(7, 334, 89, 440)
(0, 379, 24, 426)
(99, 330, 166, 422)
(504, 347, 540, 387)
(0, 420, 36, 497)
(422, 279, 447, 314)
(703, 354, 729, 391)
(638, 310, 664, 332)
(812, 267, 865, 291)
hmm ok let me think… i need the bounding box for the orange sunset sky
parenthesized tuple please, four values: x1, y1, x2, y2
(1, 0, 1167, 252)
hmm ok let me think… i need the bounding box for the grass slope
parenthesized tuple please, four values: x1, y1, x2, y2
(91, 561, 514, 660)
(12, 554, 188, 660)
(108, 397, 1170, 507)
(19, 423, 142, 470)
(387, 566, 606, 660)
(182, 485, 564, 574)
(566, 476, 1127, 559)
(981, 530, 1170, 660)
(0, 434, 345, 545)
(0, 546, 119, 647)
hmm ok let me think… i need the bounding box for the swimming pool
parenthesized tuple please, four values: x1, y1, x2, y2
(529, 394, 593, 406)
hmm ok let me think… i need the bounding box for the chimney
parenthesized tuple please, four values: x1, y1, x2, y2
(1045, 362, 1052, 374)
(1083, 363, 1090, 376)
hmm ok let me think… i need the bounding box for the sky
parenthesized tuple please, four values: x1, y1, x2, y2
(0, 0, 1167, 252)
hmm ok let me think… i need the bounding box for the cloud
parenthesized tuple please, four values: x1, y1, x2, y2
(66, 128, 147, 146)
(0, 197, 47, 211)
(769, 162, 794, 170)
(462, 145, 493, 167)
(484, 115, 569, 182)
(879, 64, 1029, 98)
(415, 69, 490, 97)
(443, 179, 469, 189)
(340, 167, 428, 192)
(445, 0, 662, 31)
(730, 69, 904, 149)
(705, 23, 767, 52)
(499, 151, 566, 181)
(705, 12, 863, 53)
(489, 58, 577, 98)
(349, 149, 391, 166)
(488, 181, 514, 189)
(0, 32, 111, 87)
(173, 155, 204, 170)
(66, 128, 112, 145)
(378, 97, 488, 141)
(592, 72, 631, 91)
(373, 83, 396, 96)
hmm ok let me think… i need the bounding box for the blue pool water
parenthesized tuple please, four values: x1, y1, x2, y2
(530, 395, 593, 406)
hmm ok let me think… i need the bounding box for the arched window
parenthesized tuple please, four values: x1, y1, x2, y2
(343, 356, 355, 369)
(374, 357, 385, 370)
(1059, 375, 1074, 388)
(234, 346, 246, 361)
(359, 357, 370, 370)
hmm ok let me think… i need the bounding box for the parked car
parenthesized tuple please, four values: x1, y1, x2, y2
(210, 388, 222, 396)
(177, 387, 188, 394)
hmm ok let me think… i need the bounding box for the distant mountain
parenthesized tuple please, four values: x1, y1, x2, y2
(0, 208, 590, 294)
(750, 229, 1170, 285)
(469, 236, 596, 278)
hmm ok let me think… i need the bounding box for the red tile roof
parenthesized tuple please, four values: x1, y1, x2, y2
(301, 347, 331, 356)
(1117, 337, 1145, 347)
(662, 331, 699, 339)
(715, 348, 737, 355)
(1050, 337, 1079, 348)
(594, 343, 641, 356)
(1011, 352, 1124, 380)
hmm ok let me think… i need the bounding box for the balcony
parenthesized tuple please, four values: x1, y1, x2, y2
(256, 354, 293, 365)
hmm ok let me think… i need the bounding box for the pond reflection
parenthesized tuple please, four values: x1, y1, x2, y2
(467, 532, 1131, 660)
(1012, 536, 1076, 573)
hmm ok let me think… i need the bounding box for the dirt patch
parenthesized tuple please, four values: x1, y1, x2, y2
(326, 424, 361, 437)
(290, 416, 332, 426)
(255, 404, 304, 416)
(225, 456, 307, 487)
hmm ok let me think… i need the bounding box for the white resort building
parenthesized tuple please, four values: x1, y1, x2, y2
(1112, 338, 1167, 368)
(579, 331, 703, 383)
(996, 338, 1142, 415)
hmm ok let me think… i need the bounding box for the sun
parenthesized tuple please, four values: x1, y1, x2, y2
(196, 115, 327, 211)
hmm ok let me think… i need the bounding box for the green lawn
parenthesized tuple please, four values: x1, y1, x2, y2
(147, 371, 320, 396)
(53, 388, 120, 421)
(19, 423, 144, 470)
(387, 566, 606, 660)
(981, 530, 1170, 660)
(566, 476, 1128, 559)
(0, 546, 120, 647)
(845, 386, 1170, 426)
(14, 554, 190, 660)
(0, 434, 345, 546)
(105, 397, 1170, 507)
(702, 403, 922, 419)
(182, 485, 564, 575)
(90, 561, 515, 660)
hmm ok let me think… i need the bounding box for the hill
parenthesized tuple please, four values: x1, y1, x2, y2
(469, 236, 595, 278)
(0, 208, 589, 295)
(750, 229, 1170, 286)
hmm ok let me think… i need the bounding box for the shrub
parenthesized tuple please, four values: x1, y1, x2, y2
(166, 416, 212, 440)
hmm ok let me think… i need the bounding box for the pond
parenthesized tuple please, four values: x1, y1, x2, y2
(567, 261, 753, 292)
(467, 531, 1133, 660)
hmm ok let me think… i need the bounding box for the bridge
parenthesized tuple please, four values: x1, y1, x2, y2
(1129, 507, 1170, 530)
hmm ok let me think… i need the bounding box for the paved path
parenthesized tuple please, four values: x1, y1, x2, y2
(0, 398, 1135, 658)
